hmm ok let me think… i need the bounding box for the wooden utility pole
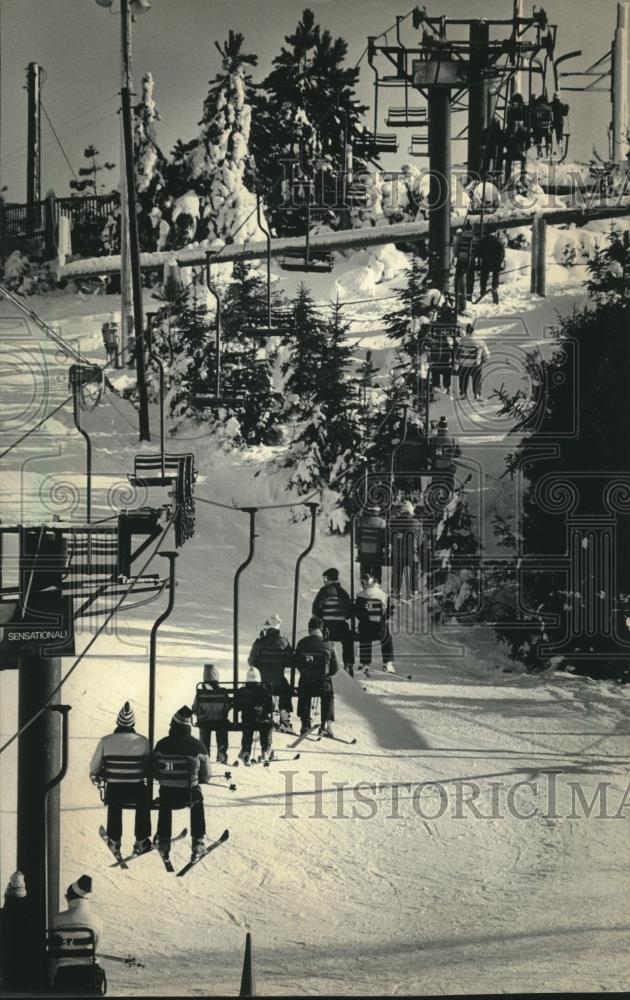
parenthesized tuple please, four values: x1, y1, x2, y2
(26, 62, 41, 230)
(119, 0, 134, 370)
(120, 0, 150, 441)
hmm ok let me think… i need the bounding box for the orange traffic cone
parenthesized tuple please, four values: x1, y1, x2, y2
(239, 932, 256, 996)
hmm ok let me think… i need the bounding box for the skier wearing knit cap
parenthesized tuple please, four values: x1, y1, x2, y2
(192, 663, 230, 763)
(234, 666, 274, 764)
(247, 615, 294, 731)
(154, 706, 210, 859)
(51, 874, 104, 991)
(294, 616, 339, 736)
(312, 569, 355, 676)
(1, 872, 35, 991)
(89, 701, 151, 856)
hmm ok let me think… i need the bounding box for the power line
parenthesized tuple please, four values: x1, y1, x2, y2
(41, 100, 78, 181)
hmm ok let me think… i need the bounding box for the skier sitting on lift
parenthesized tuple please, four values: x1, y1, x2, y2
(389, 500, 422, 599)
(154, 706, 210, 863)
(192, 663, 230, 764)
(356, 505, 388, 583)
(312, 568, 355, 676)
(294, 616, 339, 737)
(89, 701, 151, 857)
(355, 573, 396, 674)
(247, 615, 294, 733)
(234, 667, 274, 765)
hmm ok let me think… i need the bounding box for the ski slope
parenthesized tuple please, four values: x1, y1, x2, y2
(1, 273, 629, 996)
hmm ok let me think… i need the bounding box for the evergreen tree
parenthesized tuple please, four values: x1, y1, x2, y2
(286, 297, 364, 501)
(251, 8, 366, 234)
(282, 284, 329, 411)
(133, 72, 169, 250)
(168, 30, 262, 247)
(493, 269, 630, 679)
(69, 144, 115, 195)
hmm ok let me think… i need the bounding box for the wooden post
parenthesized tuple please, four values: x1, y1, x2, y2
(530, 215, 539, 294)
(537, 217, 547, 297)
(43, 191, 56, 261)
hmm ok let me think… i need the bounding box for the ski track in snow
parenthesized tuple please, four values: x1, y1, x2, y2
(1, 281, 629, 996)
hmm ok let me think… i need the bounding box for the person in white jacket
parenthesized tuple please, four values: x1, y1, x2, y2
(354, 573, 396, 673)
(89, 702, 151, 856)
(51, 874, 104, 992)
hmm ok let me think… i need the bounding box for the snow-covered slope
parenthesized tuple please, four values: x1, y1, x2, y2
(1, 275, 629, 996)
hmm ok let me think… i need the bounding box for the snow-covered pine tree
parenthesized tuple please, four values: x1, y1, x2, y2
(281, 284, 329, 413)
(251, 8, 366, 234)
(168, 31, 262, 247)
(219, 260, 286, 444)
(381, 252, 431, 405)
(133, 72, 168, 251)
(286, 297, 364, 516)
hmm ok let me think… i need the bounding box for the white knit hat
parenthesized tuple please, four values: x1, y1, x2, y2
(246, 667, 261, 683)
(5, 871, 26, 898)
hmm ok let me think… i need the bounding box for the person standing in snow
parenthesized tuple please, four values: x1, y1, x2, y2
(456, 324, 489, 401)
(294, 616, 339, 736)
(312, 569, 355, 676)
(234, 667, 274, 764)
(477, 231, 505, 304)
(154, 706, 210, 861)
(51, 875, 104, 993)
(356, 506, 387, 583)
(247, 615, 294, 732)
(192, 663, 230, 764)
(89, 701, 151, 857)
(355, 573, 396, 673)
(0, 872, 35, 992)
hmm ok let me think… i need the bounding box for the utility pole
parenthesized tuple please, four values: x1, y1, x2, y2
(120, 0, 150, 440)
(612, 2, 629, 162)
(26, 62, 41, 230)
(119, 0, 134, 375)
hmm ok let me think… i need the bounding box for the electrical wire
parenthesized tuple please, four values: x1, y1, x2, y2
(0, 502, 181, 758)
(41, 101, 78, 181)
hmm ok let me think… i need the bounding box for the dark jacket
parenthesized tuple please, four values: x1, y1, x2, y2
(478, 232, 505, 269)
(154, 724, 210, 786)
(248, 631, 293, 688)
(312, 582, 352, 622)
(294, 633, 339, 693)
(235, 682, 274, 726)
(1, 896, 36, 990)
(357, 513, 387, 561)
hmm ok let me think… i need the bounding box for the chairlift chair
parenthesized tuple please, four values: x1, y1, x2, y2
(353, 130, 399, 156)
(409, 134, 429, 156)
(386, 106, 428, 128)
(98, 754, 149, 809)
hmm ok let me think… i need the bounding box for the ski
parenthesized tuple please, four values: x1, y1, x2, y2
(99, 826, 128, 870)
(319, 732, 357, 745)
(156, 846, 175, 873)
(110, 828, 188, 868)
(176, 829, 229, 878)
(100, 952, 145, 969)
(288, 726, 320, 749)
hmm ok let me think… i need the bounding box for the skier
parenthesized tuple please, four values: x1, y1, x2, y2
(101, 320, 119, 367)
(192, 663, 230, 764)
(355, 573, 396, 673)
(356, 505, 387, 583)
(531, 94, 553, 156)
(294, 616, 339, 736)
(234, 666, 274, 764)
(89, 701, 151, 856)
(428, 323, 457, 397)
(154, 706, 210, 862)
(431, 416, 461, 499)
(480, 113, 504, 175)
(312, 568, 355, 676)
(389, 500, 421, 599)
(504, 93, 528, 180)
(456, 324, 489, 401)
(247, 615, 294, 731)
(0, 872, 34, 992)
(477, 230, 506, 304)
(551, 92, 569, 148)
(453, 223, 476, 306)
(51, 875, 104, 993)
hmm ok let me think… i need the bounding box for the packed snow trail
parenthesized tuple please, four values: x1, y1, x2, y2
(1, 289, 629, 995)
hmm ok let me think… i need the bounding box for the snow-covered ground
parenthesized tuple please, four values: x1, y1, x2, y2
(1, 259, 630, 996)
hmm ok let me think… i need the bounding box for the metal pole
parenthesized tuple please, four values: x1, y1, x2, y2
(233, 509, 257, 718)
(468, 20, 490, 180)
(119, 0, 134, 369)
(120, 19, 150, 442)
(537, 216, 547, 296)
(44, 705, 71, 929)
(26, 62, 41, 231)
(148, 552, 178, 758)
(72, 374, 92, 524)
(17, 652, 61, 990)
(290, 503, 318, 690)
(530, 213, 539, 293)
(350, 515, 356, 641)
(427, 85, 452, 291)
(206, 258, 222, 401)
(612, 2, 629, 162)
